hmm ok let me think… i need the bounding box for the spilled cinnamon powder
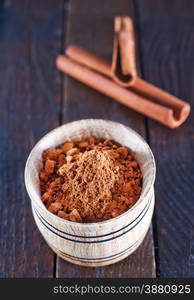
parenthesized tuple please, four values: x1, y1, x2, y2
(39, 137, 142, 222)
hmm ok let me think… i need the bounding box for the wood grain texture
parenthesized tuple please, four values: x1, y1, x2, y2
(61, 0, 144, 132)
(135, 0, 194, 277)
(0, 0, 64, 277)
(57, 0, 156, 277)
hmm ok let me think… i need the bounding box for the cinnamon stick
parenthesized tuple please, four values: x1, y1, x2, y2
(112, 16, 137, 81)
(66, 45, 111, 78)
(56, 55, 189, 128)
(64, 45, 190, 128)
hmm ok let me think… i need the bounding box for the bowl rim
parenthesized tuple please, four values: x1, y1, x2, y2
(24, 118, 156, 227)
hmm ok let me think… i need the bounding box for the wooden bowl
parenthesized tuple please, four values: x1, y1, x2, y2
(25, 119, 156, 266)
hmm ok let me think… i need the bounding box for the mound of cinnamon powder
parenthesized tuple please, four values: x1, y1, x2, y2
(39, 137, 142, 222)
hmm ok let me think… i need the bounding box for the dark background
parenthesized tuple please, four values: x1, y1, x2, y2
(0, 0, 193, 278)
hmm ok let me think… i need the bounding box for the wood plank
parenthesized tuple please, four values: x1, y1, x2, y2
(57, 0, 155, 278)
(0, 0, 64, 277)
(135, 0, 194, 277)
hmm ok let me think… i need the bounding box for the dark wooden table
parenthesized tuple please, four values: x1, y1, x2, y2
(0, 0, 193, 278)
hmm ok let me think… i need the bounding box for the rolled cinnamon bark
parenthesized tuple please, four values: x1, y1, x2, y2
(56, 55, 189, 128)
(66, 45, 111, 78)
(112, 16, 137, 83)
(65, 45, 190, 128)
(130, 77, 190, 121)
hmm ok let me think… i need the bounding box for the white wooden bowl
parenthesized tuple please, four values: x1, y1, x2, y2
(25, 119, 156, 266)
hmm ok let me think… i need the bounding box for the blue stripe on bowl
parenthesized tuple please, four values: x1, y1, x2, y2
(33, 196, 152, 244)
(54, 240, 139, 263)
(33, 196, 151, 239)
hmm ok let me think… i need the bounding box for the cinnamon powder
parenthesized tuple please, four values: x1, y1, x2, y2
(39, 137, 142, 222)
